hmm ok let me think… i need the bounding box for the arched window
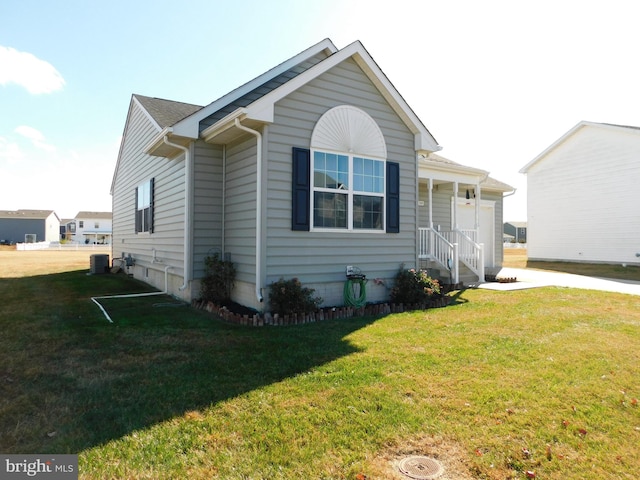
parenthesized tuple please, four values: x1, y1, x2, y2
(309, 106, 387, 231)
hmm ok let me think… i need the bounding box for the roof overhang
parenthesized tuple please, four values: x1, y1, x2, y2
(243, 40, 441, 154)
(169, 38, 339, 139)
(144, 127, 194, 157)
(200, 108, 266, 144)
(418, 158, 488, 185)
(518, 120, 640, 173)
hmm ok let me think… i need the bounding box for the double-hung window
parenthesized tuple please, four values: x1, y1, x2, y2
(312, 151, 384, 230)
(135, 178, 154, 233)
(292, 105, 398, 233)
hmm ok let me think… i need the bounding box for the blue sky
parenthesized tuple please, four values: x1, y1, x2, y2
(2, 0, 640, 220)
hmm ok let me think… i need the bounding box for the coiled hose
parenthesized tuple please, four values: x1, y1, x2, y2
(344, 277, 367, 308)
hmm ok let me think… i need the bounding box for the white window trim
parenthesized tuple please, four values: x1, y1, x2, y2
(136, 179, 153, 234)
(310, 148, 386, 233)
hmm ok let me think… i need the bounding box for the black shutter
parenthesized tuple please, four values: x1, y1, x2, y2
(134, 186, 140, 233)
(292, 147, 311, 231)
(149, 177, 155, 233)
(386, 162, 400, 233)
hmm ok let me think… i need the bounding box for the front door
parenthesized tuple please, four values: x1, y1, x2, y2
(455, 199, 495, 267)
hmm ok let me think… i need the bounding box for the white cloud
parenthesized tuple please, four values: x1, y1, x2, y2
(0, 45, 65, 94)
(14, 125, 56, 152)
(0, 136, 25, 164)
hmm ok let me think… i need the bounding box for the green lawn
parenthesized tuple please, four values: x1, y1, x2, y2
(1, 268, 639, 479)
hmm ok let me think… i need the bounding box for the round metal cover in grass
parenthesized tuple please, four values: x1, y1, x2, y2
(397, 455, 444, 480)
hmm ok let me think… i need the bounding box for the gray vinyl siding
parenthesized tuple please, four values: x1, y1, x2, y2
(222, 135, 258, 287)
(483, 190, 504, 267)
(112, 101, 186, 292)
(192, 140, 224, 278)
(262, 57, 418, 305)
(416, 183, 455, 232)
(0, 219, 46, 243)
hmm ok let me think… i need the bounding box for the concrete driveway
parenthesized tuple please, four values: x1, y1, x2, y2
(474, 267, 640, 296)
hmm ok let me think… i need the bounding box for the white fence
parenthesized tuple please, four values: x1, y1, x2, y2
(504, 242, 527, 249)
(16, 241, 111, 251)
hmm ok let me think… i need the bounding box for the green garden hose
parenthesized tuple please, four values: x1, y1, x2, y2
(344, 277, 367, 308)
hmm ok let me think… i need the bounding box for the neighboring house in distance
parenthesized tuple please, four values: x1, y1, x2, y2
(111, 38, 514, 311)
(73, 212, 113, 244)
(60, 218, 76, 241)
(0, 209, 60, 244)
(504, 221, 527, 243)
(520, 121, 640, 265)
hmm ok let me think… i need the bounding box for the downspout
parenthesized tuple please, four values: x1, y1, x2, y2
(221, 145, 226, 255)
(234, 118, 264, 303)
(163, 136, 192, 291)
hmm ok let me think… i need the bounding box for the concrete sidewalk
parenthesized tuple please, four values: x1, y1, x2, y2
(472, 267, 640, 296)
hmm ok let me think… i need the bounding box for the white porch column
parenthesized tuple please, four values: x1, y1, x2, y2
(428, 178, 433, 229)
(453, 181, 458, 230)
(475, 181, 481, 231)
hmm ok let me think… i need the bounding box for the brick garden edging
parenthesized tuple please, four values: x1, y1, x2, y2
(191, 294, 453, 327)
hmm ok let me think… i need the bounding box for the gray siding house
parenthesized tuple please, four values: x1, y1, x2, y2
(0, 210, 60, 244)
(111, 39, 513, 311)
(504, 221, 527, 243)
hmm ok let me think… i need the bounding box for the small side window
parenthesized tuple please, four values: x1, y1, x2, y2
(135, 178, 154, 233)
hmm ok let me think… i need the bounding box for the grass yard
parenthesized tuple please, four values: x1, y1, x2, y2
(503, 247, 640, 281)
(1, 250, 639, 479)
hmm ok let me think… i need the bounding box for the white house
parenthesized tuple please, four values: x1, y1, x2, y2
(111, 39, 513, 311)
(520, 121, 640, 265)
(73, 211, 113, 244)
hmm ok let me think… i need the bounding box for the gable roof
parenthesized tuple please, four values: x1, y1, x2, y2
(173, 38, 339, 138)
(134, 95, 203, 129)
(75, 211, 112, 220)
(142, 38, 441, 156)
(505, 221, 527, 228)
(420, 153, 514, 192)
(0, 209, 58, 220)
(112, 39, 340, 190)
(232, 40, 440, 152)
(520, 121, 640, 173)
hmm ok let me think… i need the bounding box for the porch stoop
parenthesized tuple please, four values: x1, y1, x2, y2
(420, 260, 480, 288)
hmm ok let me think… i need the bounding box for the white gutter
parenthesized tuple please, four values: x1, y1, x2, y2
(503, 188, 517, 198)
(92, 265, 173, 323)
(163, 135, 192, 291)
(233, 118, 264, 303)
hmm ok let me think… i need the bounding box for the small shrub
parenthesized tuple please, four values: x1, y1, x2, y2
(200, 253, 236, 304)
(390, 265, 441, 305)
(269, 277, 323, 315)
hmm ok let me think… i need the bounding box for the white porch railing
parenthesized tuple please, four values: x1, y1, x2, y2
(453, 229, 485, 282)
(418, 228, 459, 284)
(418, 228, 485, 283)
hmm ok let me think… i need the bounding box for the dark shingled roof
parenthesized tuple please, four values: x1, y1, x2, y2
(75, 211, 112, 219)
(134, 95, 203, 128)
(0, 209, 56, 219)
